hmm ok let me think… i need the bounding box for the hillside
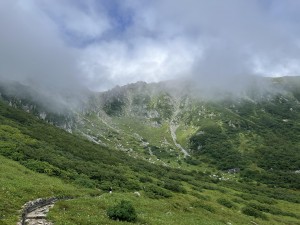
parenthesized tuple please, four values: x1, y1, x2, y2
(0, 77, 300, 224)
(74, 77, 300, 189)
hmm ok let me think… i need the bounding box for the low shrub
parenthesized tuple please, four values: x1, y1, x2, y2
(248, 202, 299, 218)
(241, 206, 268, 220)
(144, 184, 172, 199)
(139, 176, 153, 183)
(163, 180, 187, 193)
(107, 200, 137, 222)
(217, 198, 236, 209)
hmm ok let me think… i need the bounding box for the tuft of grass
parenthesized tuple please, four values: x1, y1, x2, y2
(191, 201, 216, 213)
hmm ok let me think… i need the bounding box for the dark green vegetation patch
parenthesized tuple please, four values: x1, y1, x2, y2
(107, 200, 137, 222)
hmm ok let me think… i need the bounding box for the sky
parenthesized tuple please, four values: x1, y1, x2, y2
(0, 0, 300, 93)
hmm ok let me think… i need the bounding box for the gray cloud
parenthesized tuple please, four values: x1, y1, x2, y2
(78, 0, 300, 90)
(0, 0, 300, 96)
(0, 1, 83, 92)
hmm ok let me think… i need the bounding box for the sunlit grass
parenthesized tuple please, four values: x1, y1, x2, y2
(49, 191, 300, 225)
(0, 155, 97, 224)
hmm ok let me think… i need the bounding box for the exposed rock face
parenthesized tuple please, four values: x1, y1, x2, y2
(227, 168, 240, 174)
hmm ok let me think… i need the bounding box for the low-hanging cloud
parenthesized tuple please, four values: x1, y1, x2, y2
(0, 1, 84, 92)
(0, 0, 300, 95)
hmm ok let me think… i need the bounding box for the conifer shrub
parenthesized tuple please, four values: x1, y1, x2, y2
(144, 184, 172, 199)
(139, 176, 153, 183)
(217, 198, 236, 209)
(241, 206, 268, 220)
(163, 180, 187, 193)
(191, 201, 216, 213)
(107, 200, 137, 222)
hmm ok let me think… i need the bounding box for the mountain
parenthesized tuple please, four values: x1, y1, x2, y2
(0, 77, 300, 224)
(68, 77, 300, 188)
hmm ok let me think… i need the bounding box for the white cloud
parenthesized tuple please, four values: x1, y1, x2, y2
(0, 0, 80, 89)
(37, 0, 111, 40)
(79, 36, 203, 90)
(1, 0, 300, 93)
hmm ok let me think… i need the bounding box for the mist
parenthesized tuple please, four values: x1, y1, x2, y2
(0, 0, 300, 105)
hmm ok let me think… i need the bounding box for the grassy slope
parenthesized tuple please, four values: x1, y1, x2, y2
(1, 87, 300, 224)
(49, 191, 300, 225)
(182, 96, 300, 188)
(0, 155, 96, 225)
(94, 81, 300, 188)
(86, 93, 300, 188)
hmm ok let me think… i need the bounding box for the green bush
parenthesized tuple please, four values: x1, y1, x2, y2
(139, 176, 153, 183)
(144, 184, 172, 199)
(248, 202, 299, 218)
(163, 180, 187, 193)
(107, 200, 137, 222)
(241, 206, 268, 220)
(217, 198, 236, 209)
